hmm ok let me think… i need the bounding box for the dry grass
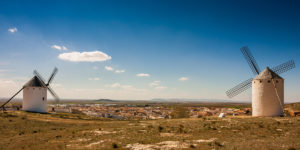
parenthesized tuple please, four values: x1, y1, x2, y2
(0, 110, 300, 150)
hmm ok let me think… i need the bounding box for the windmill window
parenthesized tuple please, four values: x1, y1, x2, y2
(33, 88, 35, 90)
(268, 80, 270, 83)
(276, 80, 279, 83)
(42, 97, 45, 101)
(259, 80, 262, 83)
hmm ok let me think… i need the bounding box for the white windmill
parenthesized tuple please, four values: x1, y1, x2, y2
(226, 47, 295, 117)
(0, 68, 59, 113)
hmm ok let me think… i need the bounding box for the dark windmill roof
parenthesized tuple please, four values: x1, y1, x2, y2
(254, 67, 283, 80)
(24, 76, 46, 87)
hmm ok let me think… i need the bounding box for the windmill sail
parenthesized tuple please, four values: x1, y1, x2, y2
(226, 78, 253, 98)
(34, 68, 60, 102)
(47, 67, 58, 85)
(272, 60, 295, 75)
(34, 70, 46, 84)
(47, 86, 59, 102)
(241, 46, 261, 75)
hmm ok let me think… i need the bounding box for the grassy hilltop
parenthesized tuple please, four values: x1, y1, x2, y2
(0, 110, 300, 150)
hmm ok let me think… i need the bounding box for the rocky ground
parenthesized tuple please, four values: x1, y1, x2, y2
(0, 110, 300, 150)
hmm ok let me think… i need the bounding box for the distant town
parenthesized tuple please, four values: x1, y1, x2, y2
(44, 102, 252, 120)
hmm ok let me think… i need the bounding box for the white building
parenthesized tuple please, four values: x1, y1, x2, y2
(252, 67, 284, 117)
(22, 76, 47, 113)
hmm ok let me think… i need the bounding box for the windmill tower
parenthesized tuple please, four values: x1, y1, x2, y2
(252, 67, 284, 116)
(23, 76, 48, 112)
(226, 47, 295, 117)
(0, 68, 59, 113)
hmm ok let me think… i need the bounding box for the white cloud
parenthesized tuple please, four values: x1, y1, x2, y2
(0, 69, 11, 72)
(178, 77, 189, 81)
(122, 85, 133, 90)
(149, 80, 167, 90)
(62, 46, 67, 50)
(155, 86, 167, 90)
(105, 66, 125, 74)
(58, 51, 111, 62)
(8, 27, 17, 33)
(51, 45, 68, 51)
(108, 83, 146, 92)
(149, 80, 160, 87)
(0, 78, 23, 98)
(92, 66, 98, 70)
(115, 70, 125, 73)
(88, 77, 100, 81)
(51, 83, 63, 88)
(105, 66, 114, 71)
(136, 73, 150, 77)
(110, 83, 121, 88)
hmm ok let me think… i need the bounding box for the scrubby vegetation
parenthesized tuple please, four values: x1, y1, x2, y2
(0, 110, 300, 150)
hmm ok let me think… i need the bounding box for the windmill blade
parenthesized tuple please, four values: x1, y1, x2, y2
(226, 78, 253, 98)
(272, 60, 295, 75)
(240, 46, 261, 75)
(47, 67, 58, 85)
(33, 70, 46, 85)
(47, 86, 59, 102)
(0, 87, 24, 110)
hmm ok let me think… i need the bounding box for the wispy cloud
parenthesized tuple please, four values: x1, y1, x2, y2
(108, 83, 146, 92)
(92, 66, 98, 70)
(115, 70, 125, 73)
(178, 77, 189, 81)
(58, 51, 111, 62)
(88, 77, 100, 81)
(8, 27, 17, 33)
(110, 83, 121, 88)
(51, 83, 63, 88)
(149, 80, 167, 90)
(105, 66, 114, 71)
(155, 86, 167, 90)
(149, 80, 160, 87)
(0, 69, 11, 72)
(51, 45, 67, 51)
(136, 73, 150, 77)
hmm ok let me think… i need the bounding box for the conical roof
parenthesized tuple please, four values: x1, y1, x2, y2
(24, 76, 46, 87)
(254, 67, 283, 80)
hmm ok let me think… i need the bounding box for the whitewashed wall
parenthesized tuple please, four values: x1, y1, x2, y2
(23, 87, 47, 113)
(252, 78, 284, 117)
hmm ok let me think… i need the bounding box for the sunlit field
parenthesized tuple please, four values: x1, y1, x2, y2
(0, 103, 299, 150)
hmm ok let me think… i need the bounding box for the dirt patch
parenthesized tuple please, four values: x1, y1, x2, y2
(126, 143, 156, 150)
(82, 129, 117, 135)
(93, 130, 117, 135)
(192, 138, 217, 143)
(160, 133, 175, 137)
(126, 138, 217, 149)
(126, 140, 189, 149)
(158, 141, 189, 149)
(85, 140, 104, 148)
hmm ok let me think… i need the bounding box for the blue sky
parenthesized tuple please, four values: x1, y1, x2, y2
(0, 0, 300, 101)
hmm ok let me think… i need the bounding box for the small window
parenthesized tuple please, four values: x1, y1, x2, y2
(268, 80, 270, 83)
(33, 88, 35, 90)
(260, 80, 262, 83)
(276, 80, 279, 83)
(42, 97, 45, 101)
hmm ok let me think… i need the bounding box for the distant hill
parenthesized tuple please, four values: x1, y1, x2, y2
(151, 98, 251, 103)
(95, 99, 117, 102)
(0, 98, 22, 102)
